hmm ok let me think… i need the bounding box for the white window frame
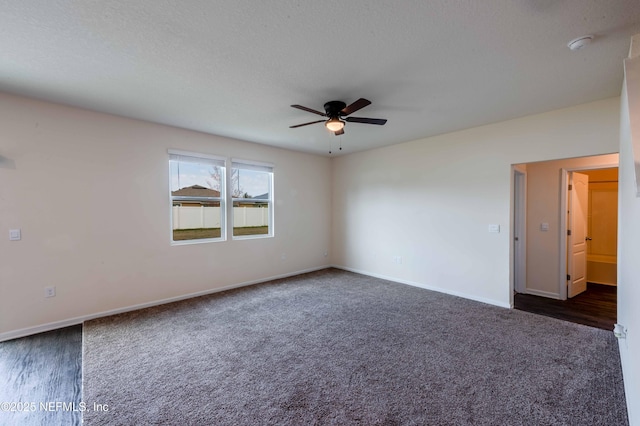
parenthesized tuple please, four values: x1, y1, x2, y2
(169, 149, 227, 245)
(230, 158, 274, 240)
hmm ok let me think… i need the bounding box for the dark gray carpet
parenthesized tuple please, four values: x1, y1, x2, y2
(82, 268, 628, 425)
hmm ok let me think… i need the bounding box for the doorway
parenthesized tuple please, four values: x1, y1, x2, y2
(561, 166, 619, 299)
(511, 154, 619, 330)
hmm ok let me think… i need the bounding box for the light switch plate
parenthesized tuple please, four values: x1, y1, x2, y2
(488, 224, 500, 233)
(9, 229, 21, 241)
(540, 223, 549, 232)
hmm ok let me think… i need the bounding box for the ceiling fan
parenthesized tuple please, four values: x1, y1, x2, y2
(289, 98, 387, 135)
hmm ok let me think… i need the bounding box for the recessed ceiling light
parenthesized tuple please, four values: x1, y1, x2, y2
(567, 35, 594, 51)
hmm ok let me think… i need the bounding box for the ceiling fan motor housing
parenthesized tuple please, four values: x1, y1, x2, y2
(324, 101, 347, 117)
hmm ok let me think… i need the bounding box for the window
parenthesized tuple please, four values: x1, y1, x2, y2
(169, 150, 226, 243)
(231, 159, 274, 238)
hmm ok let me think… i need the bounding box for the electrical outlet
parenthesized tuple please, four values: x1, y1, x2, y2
(393, 256, 403, 264)
(44, 286, 56, 298)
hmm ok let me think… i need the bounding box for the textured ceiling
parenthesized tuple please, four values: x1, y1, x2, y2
(1, 1, 639, 156)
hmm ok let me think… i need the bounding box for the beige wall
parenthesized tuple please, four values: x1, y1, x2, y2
(331, 97, 620, 307)
(0, 92, 332, 339)
(523, 155, 618, 297)
(583, 168, 618, 182)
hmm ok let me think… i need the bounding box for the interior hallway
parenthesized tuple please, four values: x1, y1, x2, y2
(514, 283, 617, 330)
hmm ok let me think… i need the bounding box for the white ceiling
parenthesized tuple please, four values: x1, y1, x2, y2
(1, 1, 639, 156)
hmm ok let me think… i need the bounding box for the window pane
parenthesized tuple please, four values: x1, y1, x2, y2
(233, 201, 269, 236)
(170, 161, 223, 195)
(231, 168, 270, 199)
(172, 202, 221, 241)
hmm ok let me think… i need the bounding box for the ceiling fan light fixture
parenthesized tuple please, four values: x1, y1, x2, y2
(325, 117, 345, 132)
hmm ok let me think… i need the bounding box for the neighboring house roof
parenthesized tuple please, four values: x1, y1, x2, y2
(171, 185, 220, 197)
(253, 193, 269, 200)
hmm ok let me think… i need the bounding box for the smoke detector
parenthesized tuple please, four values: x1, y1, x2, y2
(567, 35, 593, 51)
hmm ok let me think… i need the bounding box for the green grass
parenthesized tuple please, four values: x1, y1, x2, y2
(233, 226, 269, 236)
(173, 227, 269, 241)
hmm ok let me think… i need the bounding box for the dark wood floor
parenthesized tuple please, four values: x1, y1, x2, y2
(0, 325, 82, 426)
(514, 283, 617, 330)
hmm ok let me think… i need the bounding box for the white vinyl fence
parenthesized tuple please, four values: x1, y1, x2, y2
(232, 206, 269, 228)
(172, 206, 268, 229)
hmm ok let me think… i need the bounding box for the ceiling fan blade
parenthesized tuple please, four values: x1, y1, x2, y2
(289, 120, 326, 128)
(345, 117, 387, 125)
(334, 128, 344, 136)
(291, 104, 326, 116)
(340, 98, 371, 116)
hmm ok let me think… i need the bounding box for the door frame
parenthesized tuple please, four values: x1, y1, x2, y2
(559, 161, 618, 300)
(513, 166, 527, 295)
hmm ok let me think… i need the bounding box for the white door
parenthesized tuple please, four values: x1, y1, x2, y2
(567, 172, 589, 298)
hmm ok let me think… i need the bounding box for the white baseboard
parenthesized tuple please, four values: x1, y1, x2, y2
(522, 288, 562, 299)
(0, 265, 330, 342)
(332, 265, 511, 309)
(588, 280, 617, 286)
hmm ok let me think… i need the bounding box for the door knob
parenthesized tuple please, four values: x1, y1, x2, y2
(585, 236, 592, 241)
